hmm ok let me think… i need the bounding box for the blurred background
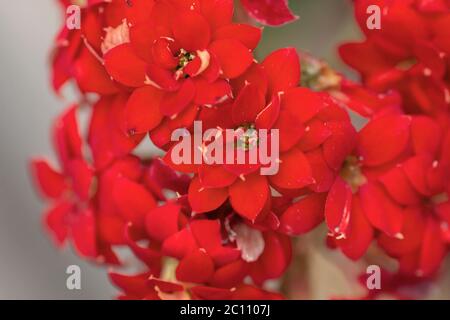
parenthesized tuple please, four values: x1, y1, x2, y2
(0, 0, 368, 299)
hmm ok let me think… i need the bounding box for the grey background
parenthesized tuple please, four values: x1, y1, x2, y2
(0, 0, 358, 299)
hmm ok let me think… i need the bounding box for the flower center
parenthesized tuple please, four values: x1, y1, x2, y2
(431, 192, 449, 205)
(235, 124, 258, 151)
(301, 54, 341, 91)
(396, 58, 417, 71)
(177, 49, 195, 70)
(340, 156, 367, 192)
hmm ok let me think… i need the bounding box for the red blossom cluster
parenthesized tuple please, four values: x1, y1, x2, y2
(31, 0, 450, 299)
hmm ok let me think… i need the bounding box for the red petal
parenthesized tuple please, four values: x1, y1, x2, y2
(209, 39, 253, 79)
(231, 62, 268, 97)
(124, 0, 155, 25)
(229, 174, 269, 221)
(240, 0, 298, 26)
(200, 0, 233, 29)
(357, 115, 411, 167)
(305, 149, 335, 193)
(214, 24, 262, 50)
(162, 228, 198, 259)
(70, 207, 98, 258)
(172, 11, 211, 51)
(211, 260, 249, 288)
(98, 214, 127, 245)
(411, 116, 441, 156)
(255, 94, 280, 129)
(402, 155, 433, 196)
(325, 177, 353, 238)
(339, 41, 394, 77)
(322, 121, 357, 171)
(148, 278, 184, 293)
(232, 83, 265, 125)
(359, 182, 404, 237)
(125, 86, 164, 134)
(146, 62, 180, 91)
(188, 176, 228, 213)
(338, 196, 373, 260)
(199, 165, 237, 188)
(209, 247, 241, 267)
(31, 160, 66, 199)
(176, 249, 215, 283)
(189, 220, 223, 252)
(282, 87, 324, 123)
(379, 166, 421, 206)
(273, 108, 305, 152)
(73, 47, 118, 95)
(113, 177, 157, 230)
(109, 272, 153, 298)
(280, 193, 326, 235)
(378, 207, 424, 257)
(89, 96, 145, 169)
(146, 203, 181, 243)
(268, 148, 314, 189)
(45, 201, 71, 246)
(66, 159, 94, 202)
(104, 44, 147, 87)
(53, 105, 83, 169)
(150, 104, 199, 149)
(160, 79, 195, 116)
(419, 217, 446, 276)
(193, 78, 232, 105)
(297, 119, 332, 151)
(251, 232, 291, 282)
(261, 48, 300, 97)
(151, 38, 178, 69)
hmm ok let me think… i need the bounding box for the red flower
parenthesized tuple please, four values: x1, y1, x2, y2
(323, 113, 414, 260)
(110, 270, 283, 300)
(34, 0, 450, 301)
(30, 106, 99, 259)
(51, 1, 122, 95)
(301, 112, 450, 277)
(97, 156, 190, 245)
(108, 193, 291, 299)
(166, 48, 357, 221)
(88, 95, 146, 169)
(339, 0, 450, 117)
(101, 0, 261, 136)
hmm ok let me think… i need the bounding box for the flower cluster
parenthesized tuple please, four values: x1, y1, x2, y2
(31, 0, 450, 299)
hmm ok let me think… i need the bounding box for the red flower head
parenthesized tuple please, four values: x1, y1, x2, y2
(97, 156, 190, 245)
(108, 189, 291, 300)
(165, 48, 357, 223)
(101, 0, 262, 138)
(33, 0, 450, 301)
(317, 112, 450, 277)
(30, 106, 102, 260)
(339, 0, 450, 117)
